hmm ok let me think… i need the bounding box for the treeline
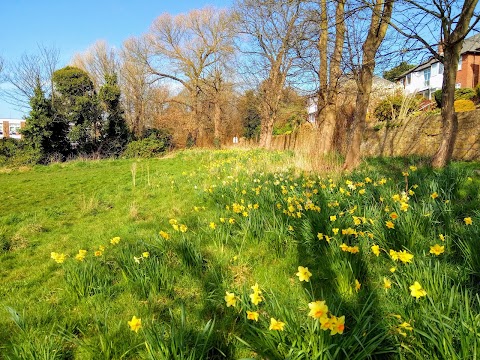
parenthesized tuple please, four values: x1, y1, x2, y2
(0, 0, 478, 168)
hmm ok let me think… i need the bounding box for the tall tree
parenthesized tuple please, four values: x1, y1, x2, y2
(236, 0, 303, 148)
(343, 0, 394, 170)
(99, 73, 130, 156)
(383, 61, 415, 81)
(1, 45, 59, 111)
(21, 80, 70, 161)
(390, 0, 480, 167)
(52, 66, 101, 154)
(132, 7, 235, 145)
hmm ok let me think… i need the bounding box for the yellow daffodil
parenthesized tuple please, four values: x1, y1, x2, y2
(371, 244, 380, 257)
(50, 252, 66, 263)
(330, 215, 337, 222)
(400, 202, 409, 212)
(429, 244, 444, 256)
(330, 315, 345, 335)
(251, 283, 261, 294)
(296, 266, 312, 282)
(431, 192, 439, 199)
(390, 212, 398, 220)
(209, 222, 216, 230)
(142, 252, 149, 258)
(389, 250, 398, 261)
(390, 267, 396, 273)
(383, 277, 392, 291)
(308, 300, 328, 319)
(224, 291, 237, 307)
(320, 316, 332, 331)
(409, 165, 417, 171)
(246, 311, 259, 321)
(332, 228, 339, 235)
(159, 231, 170, 240)
(179, 224, 188, 233)
(249, 291, 262, 305)
(110, 236, 121, 245)
(94, 250, 103, 257)
(409, 281, 427, 299)
(386, 221, 395, 229)
(397, 250, 414, 264)
(128, 316, 142, 333)
(399, 322, 413, 331)
(269, 318, 285, 331)
(439, 234, 445, 241)
(75, 249, 87, 261)
(464, 217, 473, 225)
(317, 233, 324, 240)
(355, 279, 361, 292)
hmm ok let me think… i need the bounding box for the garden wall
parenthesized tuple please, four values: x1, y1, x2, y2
(268, 110, 480, 161)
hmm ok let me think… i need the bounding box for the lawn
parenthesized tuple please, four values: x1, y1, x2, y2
(0, 149, 479, 359)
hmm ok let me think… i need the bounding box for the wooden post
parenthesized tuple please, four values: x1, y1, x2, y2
(2, 121, 9, 138)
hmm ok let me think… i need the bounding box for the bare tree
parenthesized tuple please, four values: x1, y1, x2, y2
(343, 0, 394, 170)
(129, 7, 235, 144)
(72, 40, 118, 91)
(389, 0, 480, 168)
(2, 45, 60, 111)
(235, 0, 303, 148)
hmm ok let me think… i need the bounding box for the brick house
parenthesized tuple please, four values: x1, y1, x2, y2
(397, 33, 480, 99)
(0, 119, 26, 139)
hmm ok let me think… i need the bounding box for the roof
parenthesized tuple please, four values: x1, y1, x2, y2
(395, 32, 480, 80)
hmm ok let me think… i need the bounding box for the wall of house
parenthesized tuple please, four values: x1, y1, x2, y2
(0, 120, 25, 139)
(456, 53, 480, 88)
(404, 63, 443, 97)
(265, 110, 480, 161)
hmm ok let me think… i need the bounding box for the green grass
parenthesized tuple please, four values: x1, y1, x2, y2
(0, 149, 479, 359)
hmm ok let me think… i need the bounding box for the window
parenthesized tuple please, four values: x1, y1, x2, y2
(424, 68, 431, 87)
(432, 63, 438, 75)
(439, 63, 444, 74)
(458, 55, 463, 70)
(406, 73, 411, 85)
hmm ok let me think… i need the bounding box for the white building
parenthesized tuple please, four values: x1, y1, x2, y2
(400, 58, 444, 99)
(1, 119, 25, 139)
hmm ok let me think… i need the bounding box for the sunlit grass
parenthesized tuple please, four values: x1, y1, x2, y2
(0, 149, 479, 359)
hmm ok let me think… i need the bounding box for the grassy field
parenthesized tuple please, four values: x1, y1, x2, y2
(0, 149, 479, 359)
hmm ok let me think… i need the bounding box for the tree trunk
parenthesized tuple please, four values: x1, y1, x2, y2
(431, 47, 461, 168)
(343, 0, 393, 170)
(213, 98, 222, 147)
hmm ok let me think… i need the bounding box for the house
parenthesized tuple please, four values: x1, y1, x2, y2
(306, 76, 400, 124)
(0, 119, 25, 139)
(397, 33, 480, 99)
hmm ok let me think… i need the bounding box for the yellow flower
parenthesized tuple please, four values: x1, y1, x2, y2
(179, 224, 188, 233)
(75, 249, 87, 261)
(429, 244, 444, 256)
(390, 267, 396, 273)
(228, 218, 235, 224)
(50, 252, 66, 264)
(409, 281, 427, 299)
(94, 250, 103, 257)
(439, 234, 445, 241)
(249, 291, 262, 305)
(320, 316, 332, 331)
(430, 192, 439, 199)
(128, 316, 142, 333)
(365, 177, 372, 183)
(390, 212, 398, 220)
(399, 322, 413, 331)
(224, 291, 237, 307)
(172, 224, 179, 231)
(464, 217, 473, 225)
(409, 165, 417, 171)
(371, 244, 380, 257)
(308, 300, 328, 319)
(397, 250, 414, 264)
(296, 266, 312, 282)
(209, 222, 216, 230)
(355, 279, 361, 292)
(269, 318, 285, 331)
(383, 277, 392, 291)
(330, 315, 345, 335)
(110, 237, 121, 245)
(99, 245, 105, 251)
(386, 221, 395, 229)
(288, 225, 294, 231)
(340, 243, 349, 252)
(330, 215, 337, 222)
(332, 228, 339, 235)
(317, 233, 324, 240)
(159, 231, 170, 240)
(142, 252, 150, 258)
(402, 171, 409, 177)
(251, 283, 261, 294)
(400, 202, 409, 212)
(169, 218, 177, 225)
(246, 311, 259, 321)
(389, 250, 398, 261)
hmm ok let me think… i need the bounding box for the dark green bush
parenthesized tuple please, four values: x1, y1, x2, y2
(0, 139, 41, 166)
(434, 88, 476, 107)
(123, 129, 173, 158)
(433, 89, 443, 107)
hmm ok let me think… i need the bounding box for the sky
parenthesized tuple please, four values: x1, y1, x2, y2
(0, 0, 233, 119)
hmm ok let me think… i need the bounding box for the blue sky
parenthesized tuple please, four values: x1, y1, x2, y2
(0, 0, 232, 118)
